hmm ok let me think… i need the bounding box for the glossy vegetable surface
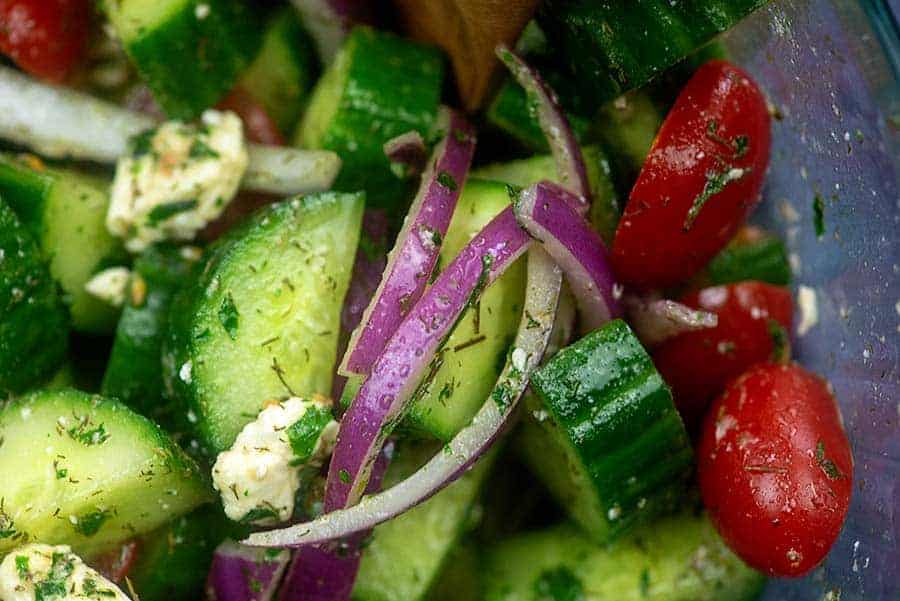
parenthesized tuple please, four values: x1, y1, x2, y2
(0, 0, 91, 82)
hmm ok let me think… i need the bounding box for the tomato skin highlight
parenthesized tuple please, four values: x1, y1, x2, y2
(612, 60, 771, 289)
(0, 0, 92, 83)
(653, 281, 793, 427)
(698, 363, 853, 577)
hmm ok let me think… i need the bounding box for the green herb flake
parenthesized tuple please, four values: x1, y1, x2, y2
(767, 319, 791, 363)
(683, 167, 748, 230)
(218, 293, 240, 340)
(0, 499, 16, 539)
(436, 171, 458, 191)
(240, 506, 280, 524)
(146, 199, 198, 226)
(15, 555, 29, 579)
(66, 418, 110, 446)
(264, 548, 283, 561)
(34, 551, 75, 601)
(815, 440, 845, 480)
(813, 193, 826, 238)
(129, 128, 157, 158)
(189, 139, 220, 159)
(286, 405, 334, 464)
(73, 509, 111, 537)
(533, 566, 585, 601)
(639, 568, 651, 597)
(339, 469, 351, 484)
(249, 577, 263, 593)
(82, 577, 117, 597)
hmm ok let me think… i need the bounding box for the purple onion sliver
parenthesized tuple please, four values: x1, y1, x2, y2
(339, 108, 476, 377)
(383, 131, 428, 177)
(326, 207, 532, 511)
(242, 249, 561, 549)
(206, 540, 290, 601)
(515, 181, 621, 331)
(624, 295, 718, 348)
(496, 45, 591, 209)
(278, 441, 394, 601)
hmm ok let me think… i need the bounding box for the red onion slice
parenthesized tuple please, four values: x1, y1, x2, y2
(290, 0, 375, 64)
(383, 131, 428, 177)
(515, 181, 622, 330)
(496, 45, 591, 208)
(327, 206, 531, 510)
(206, 541, 290, 601)
(339, 108, 476, 377)
(277, 441, 394, 601)
(243, 249, 561, 549)
(624, 294, 718, 348)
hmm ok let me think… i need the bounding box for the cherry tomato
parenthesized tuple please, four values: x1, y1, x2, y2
(0, 0, 91, 83)
(611, 60, 771, 289)
(698, 363, 853, 577)
(90, 540, 140, 583)
(217, 86, 286, 146)
(653, 281, 792, 427)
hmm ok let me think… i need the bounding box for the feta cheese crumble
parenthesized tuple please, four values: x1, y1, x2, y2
(107, 110, 249, 252)
(796, 285, 819, 337)
(212, 396, 339, 525)
(84, 266, 131, 308)
(0, 543, 129, 600)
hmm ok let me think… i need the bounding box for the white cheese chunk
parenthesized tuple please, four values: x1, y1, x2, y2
(107, 110, 249, 252)
(212, 396, 338, 525)
(0, 543, 129, 600)
(84, 266, 131, 308)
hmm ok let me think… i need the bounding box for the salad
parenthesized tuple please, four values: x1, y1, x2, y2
(0, 1, 854, 600)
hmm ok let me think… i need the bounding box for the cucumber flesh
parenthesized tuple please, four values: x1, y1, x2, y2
(102, 244, 195, 425)
(0, 389, 211, 559)
(521, 320, 693, 542)
(483, 511, 766, 601)
(104, 0, 261, 119)
(163, 192, 364, 454)
(352, 444, 496, 601)
(0, 197, 68, 394)
(0, 155, 127, 333)
(296, 26, 443, 210)
(404, 179, 526, 441)
(472, 146, 621, 245)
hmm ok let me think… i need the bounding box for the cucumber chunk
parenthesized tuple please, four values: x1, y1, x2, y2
(404, 179, 526, 441)
(103, 0, 262, 119)
(703, 232, 792, 286)
(239, 8, 318, 136)
(483, 511, 766, 601)
(0, 389, 211, 559)
(538, 0, 769, 106)
(102, 245, 195, 424)
(0, 155, 127, 334)
(163, 192, 364, 454)
(520, 320, 693, 542)
(0, 197, 68, 394)
(473, 146, 621, 245)
(352, 444, 496, 601)
(296, 27, 443, 210)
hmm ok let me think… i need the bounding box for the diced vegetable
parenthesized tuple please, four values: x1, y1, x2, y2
(624, 295, 718, 349)
(206, 540, 290, 601)
(162, 192, 363, 454)
(520, 320, 693, 542)
(339, 108, 476, 377)
(537, 0, 770, 106)
(0, 196, 69, 394)
(291, 0, 376, 65)
(102, 0, 262, 119)
(296, 26, 444, 209)
(698, 363, 852, 577)
(653, 282, 793, 426)
(483, 511, 766, 600)
(611, 61, 772, 289)
(383, 131, 428, 178)
(0, 389, 212, 558)
(702, 227, 792, 286)
(102, 245, 197, 425)
(0, 154, 127, 333)
(424, 540, 481, 601)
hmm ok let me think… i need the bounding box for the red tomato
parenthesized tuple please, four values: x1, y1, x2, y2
(217, 86, 286, 146)
(612, 60, 771, 289)
(90, 540, 140, 583)
(653, 281, 793, 427)
(0, 0, 91, 83)
(698, 363, 853, 577)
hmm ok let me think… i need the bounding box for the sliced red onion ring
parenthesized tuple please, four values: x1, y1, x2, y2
(339, 108, 476, 377)
(624, 294, 718, 348)
(206, 540, 290, 601)
(243, 248, 562, 549)
(327, 206, 531, 511)
(290, 0, 374, 64)
(514, 181, 622, 331)
(496, 45, 591, 208)
(383, 131, 428, 177)
(0, 66, 340, 196)
(278, 440, 394, 601)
